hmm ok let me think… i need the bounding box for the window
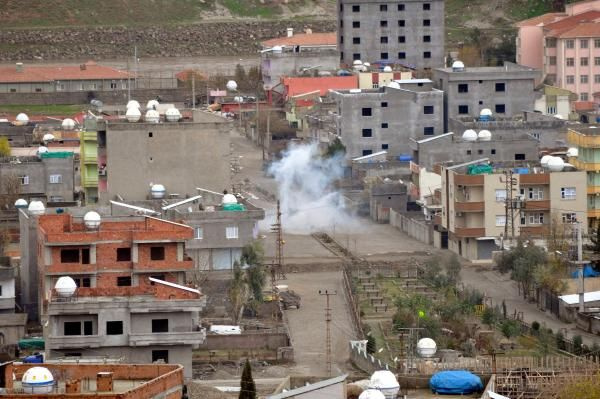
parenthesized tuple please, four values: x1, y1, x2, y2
(380, 4, 387, 11)
(381, 52, 388, 59)
(423, 105, 434, 114)
(60, 249, 80, 263)
(362, 128, 373, 137)
(581, 75, 589, 84)
(382, 144, 389, 150)
(466, 150, 472, 155)
(495, 215, 506, 227)
(423, 19, 431, 26)
(398, 36, 405, 43)
(116, 248, 131, 262)
(106, 321, 123, 335)
(398, 52, 406, 59)
(495, 104, 506, 113)
(566, 58, 574, 67)
(423, 127, 434, 135)
(380, 36, 388, 43)
(226, 226, 239, 239)
(548, 56, 556, 65)
(561, 187, 576, 200)
(152, 350, 169, 363)
(117, 276, 131, 286)
(0, 286, 2, 296)
(352, 5, 360, 12)
(424, 51, 431, 59)
(81, 248, 90, 265)
(527, 187, 544, 200)
(64, 322, 81, 336)
(352, 21, 360, 28)
(528, 213, 545, 225)
(582, 57, 589, 66)
(398, 20, 405, 27)
(423, 3, 431, 10)
(423, 35, 431, 42)
(495, 189, 507, 202)
(458, 105, 469, 114)
(353, 37, 360, 44)
(362, 107, 372, 116)
(581, 92, 589, 101)
(152, 319, 169, 333)
(562, 213, 577, 223)
(566, 75, 575, 84)
(491, 149, 496, 155)
(150, 274, 165, 284)
(362, 150, 373, 156)
(495, 83, 505, 92)
(398, 4, 405, 11)
(596, 39, 600, 48)
(581, 39, 589, 48)
(10, 88, 16, 93)
(150, 246, 165, 260)
(49, 174, 62, 184)
(194, 227, 203, 240)
(381, 101, 388, 107)
(148, 132, 153, 138)
(74, 277, 91, 288)
(458, 83, 469, 93)
(546, 37, 557, 48)
(110, 82, 117, 89)
(19, 175, 29, 185)
(353, 53, 361, 60)
(595, 75, 600, 84)
(566, 39, 575, 49)
(381, 123, 388, 128)
(380, 21, 388, 28)
(514, 153, 525, 160)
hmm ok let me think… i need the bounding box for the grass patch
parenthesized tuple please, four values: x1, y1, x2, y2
(221, 0, 281, 18)
(0, 104, 87, 116)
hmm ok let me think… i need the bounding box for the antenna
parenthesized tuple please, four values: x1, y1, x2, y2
(319, 289, 337, 376)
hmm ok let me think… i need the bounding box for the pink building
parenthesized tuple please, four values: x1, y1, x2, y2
(517, 0, 600, 103)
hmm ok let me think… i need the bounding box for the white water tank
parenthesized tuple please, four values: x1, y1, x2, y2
(145, 109, 160, 123)
(540, 155, 552, 167)
(383, 66, 393, 72)
(462, 129, 478, 141)
(22, 367, 54, 394)
(37, 146, 48, 158)
(452, 60, 465, 71)
(146, 99, 159, 110)
(417, 338, 437, 358)
(14, 198, 28, 209)
(42, 133, 55, 143)
(554, 114, 565, 120)
(547, 156, 565, 172)
(226, 80, 238, 91)
(16, 113, 29, 123)
(222, 193, 238, 204)
(369, 371, 400, 399)
(126, 106, 142, 122)
(567, 147, 579, 157)
(54, 276, 77, 297)
(27, 200, 45, 215)
(83, 211, 101, 229)
(151, 184, 166, 199)
(386, 81, 400, 89)
(126, 100, 140, 110)
(478, 130, 492, 141)
(353, 59, 363, 66)
(480, 108, 492, 117)
(359, 390, 386, 399)
(234, 96, 244, 103)
(272, 45, 283, 53)
(165, 108, 181, 122)
(61, 118, 75, 130)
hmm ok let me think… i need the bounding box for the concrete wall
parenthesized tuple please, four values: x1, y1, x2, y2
(18, 210, 39, 321)
(262, 50, 340, 90)
(200, 332, 289, 351)
(389, 209, 433, 244)
(338, 0, 445, 68)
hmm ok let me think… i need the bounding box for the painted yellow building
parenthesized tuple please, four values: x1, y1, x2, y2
(357, 71, 413, 89)
(79, 118, 99, 204)
(567, 126, 600, 225)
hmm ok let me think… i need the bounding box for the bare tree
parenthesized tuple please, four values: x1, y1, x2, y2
(0, 172, 20, 210)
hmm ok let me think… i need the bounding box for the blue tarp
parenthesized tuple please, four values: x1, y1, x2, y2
(571, 265, 600, 278)
(430, 370, 483, 395)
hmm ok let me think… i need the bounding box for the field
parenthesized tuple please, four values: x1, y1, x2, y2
(0, 104, 87, 116)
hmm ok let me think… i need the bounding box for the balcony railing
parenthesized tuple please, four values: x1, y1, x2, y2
(129, 330, 206, 346)
(524, 200, 550, 211)
(520, 225, 549, 237)
(454, 227, 485, 237)
(519, 174, 549, 185)
(46, 335, 102, 349)
(454, 201, 484, 212)
(454, 174, 484, 186)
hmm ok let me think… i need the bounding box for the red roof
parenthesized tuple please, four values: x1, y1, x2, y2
(282, 76, 358, 98)
(175, 69, 207, 82)
(0, 61, 131, 83)
(262, 32, 337, 47)
(544, 10, 600, 36)
(517, 12, 566, 27)
(557, 21, 600, 37)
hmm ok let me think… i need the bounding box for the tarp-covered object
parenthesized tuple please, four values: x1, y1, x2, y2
(571, 265, 600, 278)
(429, 370, 483, 394)
(18, 338, 44, 350)
(467, 164, 493, 175)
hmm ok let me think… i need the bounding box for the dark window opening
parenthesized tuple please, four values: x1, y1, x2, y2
(152, 319, 169, 333)
(515, 153, 526, 160)
(382, 144, 389, 150)
(362, 150, 373, 156)
(61, 249, 80, 263)
(423, 106, 434, 114)
(495, 82, 506, 92)
(380, 4, 387, 11)
(381, 102, 388, 107)
(398, 36, 405, 43)
(353, 21, 360, 28)
(423, 19, 431, 26)
(150, 274, 166, 285)
(381, 123, 389, 128)
(148, 132, 153, 138)
(152, 350, 169, 363)
(491, 149, 496, 155)
(150, 247, 165, 260)
(467, 150, 472, 155)
(424, 35, 431, 42)
(117, 276, 132, 287)
(380, 21, 388, 28)
(64, 322, 81, 336)
(362, 107, 372, 116)
(458, 84, 468, 93)
(423, 3, 431, 10)
(381, 52, 389, 59)
(398, 4, 405, 11)
(106, 321, 123, 335)
(424, 51, 431, 59)
(398, 52, 406, 59)
(65, 352, 82, 357)
(353, 37, 360, 44)
(398, 20, 405, 27)
(478, 149, 484, 155)
(352, 5, 360, 12)
(81, 248, 90, 265)
(74, 277, 91, 288)
(83, 321, 93, 336)
(362, 128, 373, 137)
(424, 127, 434, 135)
(495, 104, 506, 113)
(116, 248, 131, 262)
(380, 36, 388, 43)
(458, 105, 469, 114)
(353, 53, 361, 60)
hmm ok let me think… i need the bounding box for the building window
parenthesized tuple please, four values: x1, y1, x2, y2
(596, 39, 600, 48)
(49, 174, 62, 184)
(458, 83, 469, 93)
(353, 53, 361, 60)
(566, 39, 574, 49)
(566, 58, 574, 67)
(527, 187, 544, 200)
(9, 88, 16, 93)
(581, 92, 589, 101)
(381, 102, 388, 107)
(595, 75, 600, 84)
(398, 20, 405, 27)
(423, 3, 431, 10)
(528, 213, 545, 225)
(424, 51, 431, 59)
(546, 37, 557, 48)
(381, 122, 388, 128)
(362, 128, 373, 137)
(515, 153, 525, 160)
(423, 127, 434, 135)
(495, 82, 505, 92)
(352, 21, 360, 28)
(381, 52, 389, 59)
(398, 4, 405, 11)
(152, 319, 169, 333)
(382, 144, 389, 150)
(495, 189, 507, 202)
(73, 277, 91, 288)
(117, 276, 132, 286)
(548, 56, 556, 66)
(380, 4, 387, 11)
(353, 37, 360, 44)
(581, 39, 589, 48)
(581, 75, 589, 84)
(149, 274, 165, 284)
(398, 36, 405, 43)
(423, 105, 434, 114)
(64, 322, 82, 336)
(561, 187, 576, 200)
(581, 57, 589, 66)
(380, 21, 388, 28)
(491, 149, 496, 154)
(19, 175, 29, 185)
(57, 83, 65, 91)
(35, 88, 42, 92)
(458, 105, 469, 114)
(423, 35, 431, 42)
(110, 82, 117, 89)
(194, 227, 203, 240)
(152, 350, 169, 363)
(495, 104, 506, 113)
(372, 83, 379, 89)
(81, 248, 90, 264)
(398, 52, 406, 59)
(150, 246, 165, 260)
(116, 248, 131, 262)
(423, 19, 431, 26)
(60, 249, 80, 263)
(362, 150, 373, 156)
(466, 150, 472, 155)
(566, 75, 575, 84)
(380, 36, 388, 43)
(352, 5, 360, 12)
(226, 226, 239, 239)
(361, 108, 373, 116)
(106, 321, 123, 335)
(495, 215, 506, 227)
(562, 213, 577, 223)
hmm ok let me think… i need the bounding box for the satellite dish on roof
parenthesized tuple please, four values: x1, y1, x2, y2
(54, 276, 77, 297)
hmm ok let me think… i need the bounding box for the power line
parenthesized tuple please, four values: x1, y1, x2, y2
(319, 289, 337, 377)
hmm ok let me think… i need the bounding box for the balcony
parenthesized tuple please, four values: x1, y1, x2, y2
(588, 209, 600, 219)
(588, 186, 600, 195)
(570, 158, 600, 171)
(524, 200, 550, 211)
(454, 227, 485, 237)
(520, 174, 549, 185)
(46, 335, 102, 349)
(454, 201, 484, 212)
(454, 174, 484, 186)
(129, 330, 206, 347)
(519, 225, 548, 237)
(81, 131, 98, 142)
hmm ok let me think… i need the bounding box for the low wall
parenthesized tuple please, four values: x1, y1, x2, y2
(349, 341, 391, 374)
(200, 332, 289, 351)
(390, 209, 433, 244)
(577, 312, 600, 335)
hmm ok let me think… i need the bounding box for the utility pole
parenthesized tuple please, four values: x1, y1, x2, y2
(574, 220, 586, 312)
(319, 289, 337, 376)
(501, 170, 519, 241)
(270, 200, 286, 282)
(192, 74, 196, 110)
(134, 45, 138, 90)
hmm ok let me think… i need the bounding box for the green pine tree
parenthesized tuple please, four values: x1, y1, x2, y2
(239, 359, 256, 399)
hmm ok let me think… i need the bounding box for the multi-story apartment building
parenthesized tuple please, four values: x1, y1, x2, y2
(330, 79, 443, 159)
(338, 0, 445, 69)
(440, 161, 587, 261)
(36, 213, 205, 378)
(516, 0, 600, 102)
(80, 117, 99, 204)
(0, 256, 27, 349)
(432, 62, 540, 131)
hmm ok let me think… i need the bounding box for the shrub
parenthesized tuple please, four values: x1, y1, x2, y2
(573, 335, 583, 355)
(531, 321, 540, 333)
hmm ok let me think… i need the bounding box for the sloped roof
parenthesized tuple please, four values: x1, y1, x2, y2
(557, 21, 600, 37)
(283, 75, 358, 97)
(517, 12, 566, 27)
(544, 10, 600, 36)
(262, 32, 337, 47)
(0, 61, 131, 83)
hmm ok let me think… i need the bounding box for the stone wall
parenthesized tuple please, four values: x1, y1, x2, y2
(390, 209, 433, 245)
(200, 332, 290, 351)
(0, 20, 336, 61)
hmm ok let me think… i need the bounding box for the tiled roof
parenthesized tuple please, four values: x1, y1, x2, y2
(283, 76, 358, 97)
(557, 21, 600, 37)
(175, 69, 207, 82)
(0, 61, 131, 83)
(262, 32, 337, 47)
(544, 10, 600, 36)
(517, 12, 566, 27)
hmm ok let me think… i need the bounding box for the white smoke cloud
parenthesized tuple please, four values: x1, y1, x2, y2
(267, 142, 357, 234)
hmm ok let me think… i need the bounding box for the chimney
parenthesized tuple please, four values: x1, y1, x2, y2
(287, 27, 293, 37)
(97, 372, 113, 392)
(15, 62, 23, 73)
(80, 64, 87, 71)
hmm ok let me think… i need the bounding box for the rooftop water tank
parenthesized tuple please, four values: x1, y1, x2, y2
(165, 108, 181, 122)
(28, 200, 45, 215)
(14, 198, 28, 209)
(547, 156, 565, 172)
(54, 276, 77, 297)
(61, 118, 75, 130)
(226, 80, 238, 91)
(417, 338, 437, 358)
(222, 193, 238, 204)
(386, 82, 400, 89)
(146, 99, 159, 110)
(451, 60, 465, 72)
(37, 146, 48, 158)
(16, 113, 29, 123)
(567, 147, 579, 157)
(272, 45, 283, 53)
(369, 371, 400, 399)
(125, 107, 142, 122)
(42, 133, 55, 143)
(462, 129, 478, 142)
(83, 211, 101, 230)
(234, 96, 244, 103)
(363, 62, 371, 67)
(478, 130, 492, 141)
(126, 100, 140, 110)
(541, 154, 552, 167)
(145, 109, 160, 123)
(383, 66, 393, 72)
(359, 390, 386, 399)
(479, 108, 493, 121)
(353, 60, 363, 66)
(151, 184, 166, 199)
(22, 367, 54, 394)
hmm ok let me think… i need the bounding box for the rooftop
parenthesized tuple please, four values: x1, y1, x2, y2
(0, 61, 131, 84)
(261, 32, 337, 47)
(436, 62, 538, 74)
(557, 21, 600, 37)
(283, 76, 358, 97)
(544, 10, 600, 36)
(516, 12, 566, 27)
